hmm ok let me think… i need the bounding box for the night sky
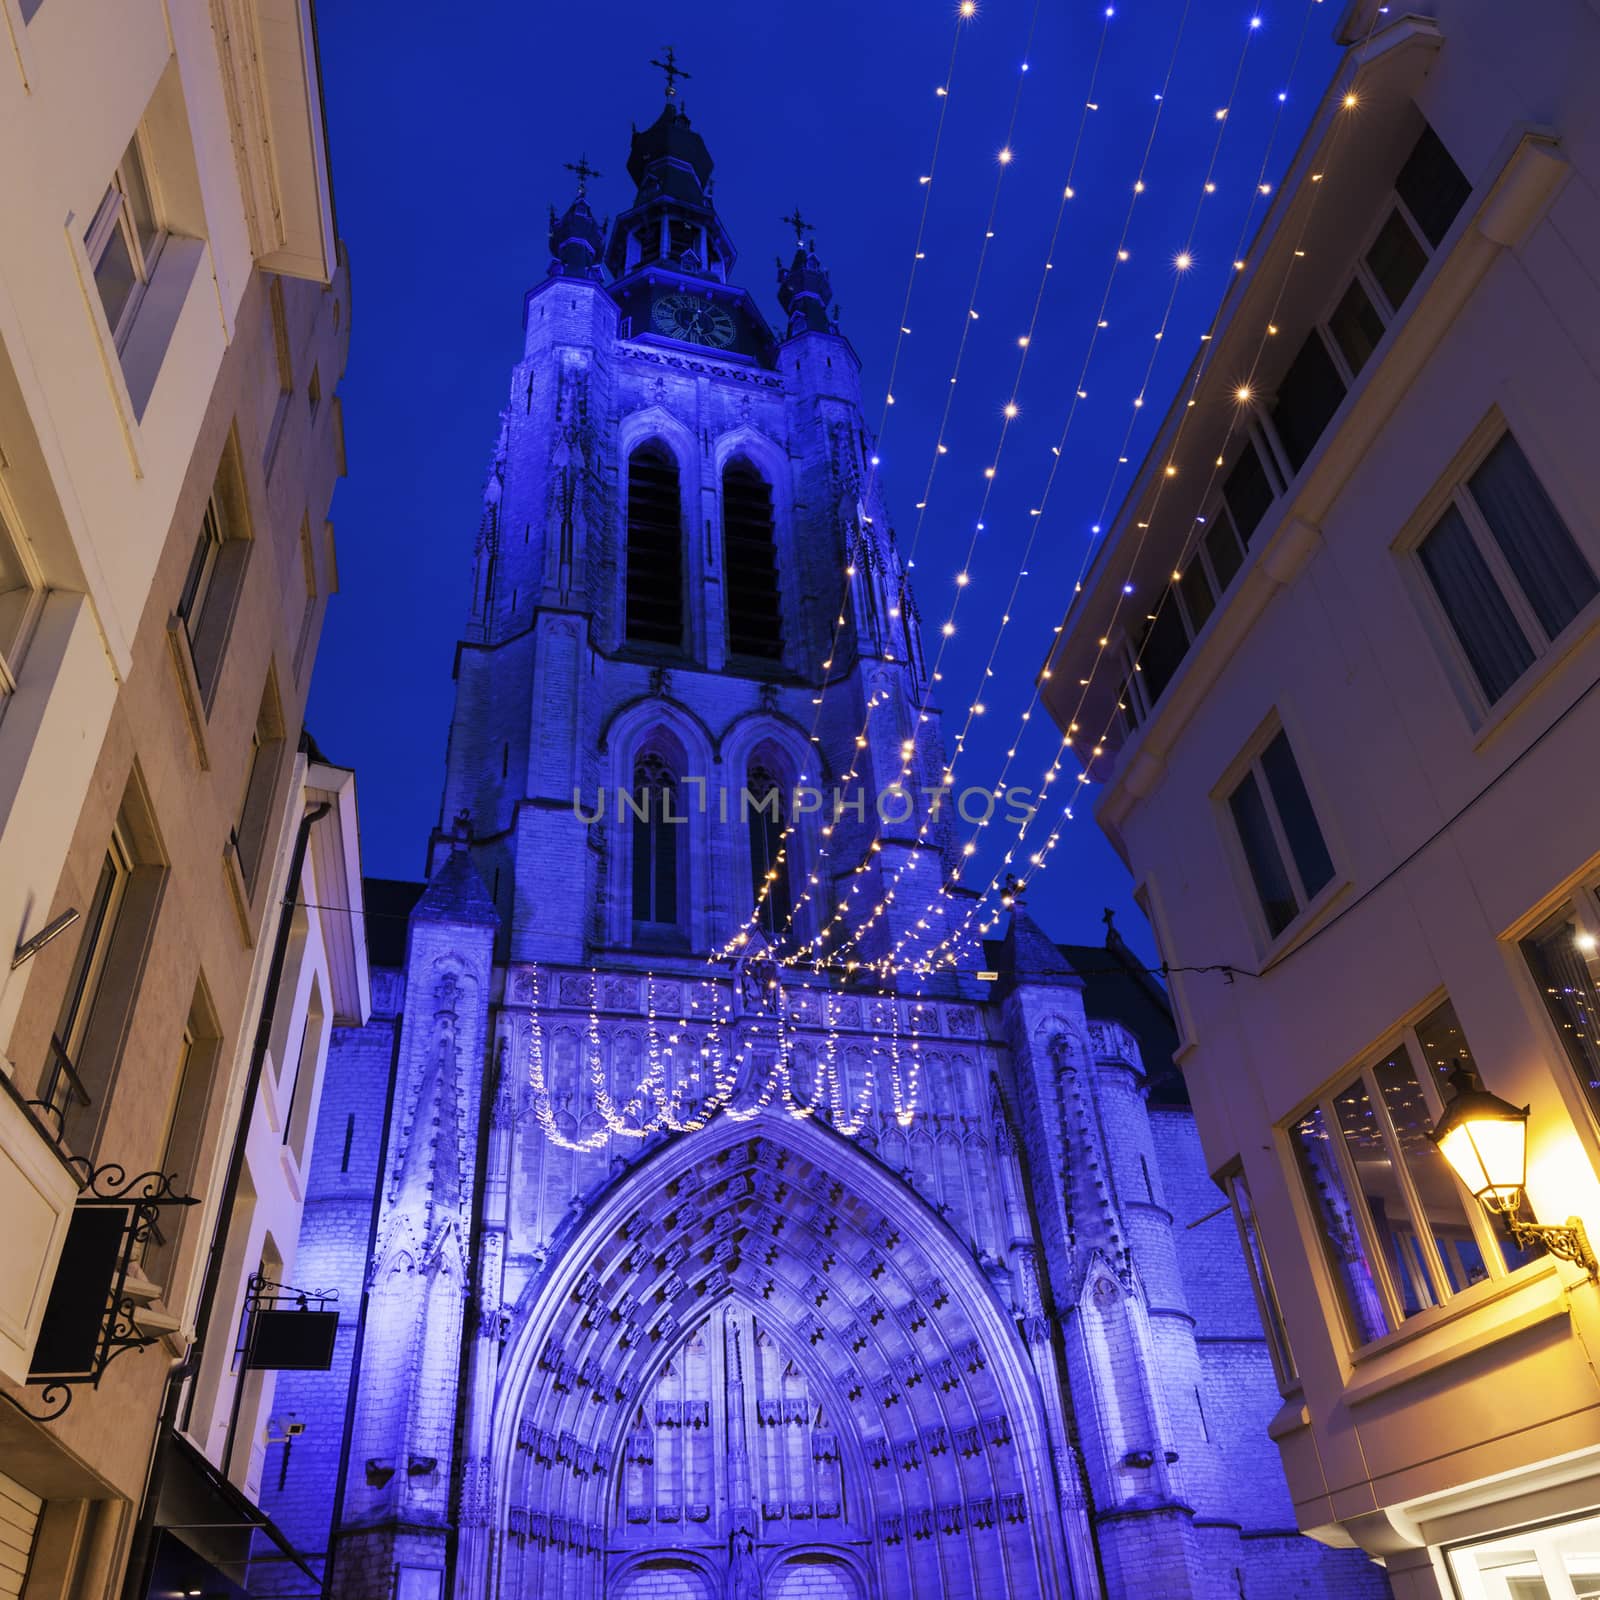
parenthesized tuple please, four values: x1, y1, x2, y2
(307, 0, 1342, 963)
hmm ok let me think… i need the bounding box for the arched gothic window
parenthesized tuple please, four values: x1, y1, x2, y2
(631, 752, 681, 933)
(626, 444, 684, 648)
(723, 460, 782, 660)
(747, 762, 792, 940)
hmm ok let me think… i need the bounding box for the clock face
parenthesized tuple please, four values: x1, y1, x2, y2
(652, 292, 738, 349)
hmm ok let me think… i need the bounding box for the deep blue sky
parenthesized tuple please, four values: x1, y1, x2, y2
(308, 0, 1341, 963)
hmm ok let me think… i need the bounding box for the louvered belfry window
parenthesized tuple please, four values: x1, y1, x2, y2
(723, 460, 782, 660)
(625, 444, 684, 647)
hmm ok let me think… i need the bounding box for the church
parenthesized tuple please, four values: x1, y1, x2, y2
(255, 72, 1388, 1600)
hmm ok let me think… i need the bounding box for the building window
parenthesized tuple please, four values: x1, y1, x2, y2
(178, 440, 253, 706)
(0, 499, 45, 699)
(1225, 1171, 1296, 1387)
(1122, 437, 1282, 722)
(42, 829, 133, 1130)
(283, 977, 325, 1163)
(630, 752, 682, 936)
(723, 460, 783, 660)
(143, 986, 223, 1291)
(1414, 431, 1597, 708)
(178, 495, 226, 651)
(231, 674, 286, 893)
(1267, 121, 1471, 474)
(1225, 726, 1334, 938)
(746, 763, 792, 940)
(84, 136, 166, 350)
(1291, 998, 1532, 1350)
(624, 444, 684, 648)
(258, 278, 292, 473)
(1271, 331, 1347, 475)
(40, 775, 168, 1154)
(1521, 900, 1600, 1131)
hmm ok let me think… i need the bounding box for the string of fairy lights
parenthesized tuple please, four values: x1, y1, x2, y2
(515, 1, 1389, 1143)
(854, 0, 1330, 981)
(708, 0, 1051, 965)
(755, 0, 1301, 977)
(898, 0, 1387, 985)
(713, 0, 1189, 964)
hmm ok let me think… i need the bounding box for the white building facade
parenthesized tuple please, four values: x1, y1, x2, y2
(0, 0, 344, 1593)
(1044, 3, 1600, 1596)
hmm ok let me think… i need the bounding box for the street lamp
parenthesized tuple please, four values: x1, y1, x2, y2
(1430, 1066, 1598, 1280)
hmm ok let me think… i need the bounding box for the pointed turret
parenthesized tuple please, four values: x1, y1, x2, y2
(547, 156, 607, 281)
(777, 215, 840, 337)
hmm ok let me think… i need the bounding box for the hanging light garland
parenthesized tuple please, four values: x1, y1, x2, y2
(903, 3, 1388, 980)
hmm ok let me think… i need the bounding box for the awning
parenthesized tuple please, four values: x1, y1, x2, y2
(144, 1433, 323, 1598)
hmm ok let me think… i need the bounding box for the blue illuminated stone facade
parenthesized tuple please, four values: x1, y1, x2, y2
(258, 92, 1389, 1600)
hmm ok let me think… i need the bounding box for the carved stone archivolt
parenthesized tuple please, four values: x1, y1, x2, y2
(486, 1117, 1064, 1598)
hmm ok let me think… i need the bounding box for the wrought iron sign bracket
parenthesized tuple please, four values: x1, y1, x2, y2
(1, 1162, 196, 1425)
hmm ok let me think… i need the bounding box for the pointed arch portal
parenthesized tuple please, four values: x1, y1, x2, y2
(481, 1115, 1074, 1600)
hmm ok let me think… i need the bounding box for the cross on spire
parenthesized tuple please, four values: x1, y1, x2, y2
(782, 207, 814, 248)
(650, 45, 690, 98)
(563, 154, 602, 197)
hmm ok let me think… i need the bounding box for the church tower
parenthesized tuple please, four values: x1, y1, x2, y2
(257, 62, 1391, 1600)
(437, 56, 950, 974)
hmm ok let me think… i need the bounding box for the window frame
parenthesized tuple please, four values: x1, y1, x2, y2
(1261, 128, 1465, 489)
(1516, 886, 1600, 1146)
(83, 133, 167, 352)
(43, 825, 134, 1125)
(1224, 1167, 1298, 1390)
(1286, 1003, 1523, 1352)
(629, 751, 687, 944)
(0, 484, 46, 701)
(1217, 718, 1339, 947)
(1397, 419, 1600, 725)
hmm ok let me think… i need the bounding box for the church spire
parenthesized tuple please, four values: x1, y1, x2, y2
(776, 209, 841, 337)
(546, 155, 607, 281)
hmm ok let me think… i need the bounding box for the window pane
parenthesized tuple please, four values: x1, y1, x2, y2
(1366, 207, 1429, 313)
(1260, 730, 1334, 901)
(1222, 441, 1275, 544)
(1468, 434, 1598, 643)
(1372, 1044, 1488, 1292)
(1290, 1105, 1391, 1345)
(53, 850, 122, 1062)
(1178, 563, 1215, 635)
(179, 499, 224, 632)
(0, 510, 36, 664)
(1227, 1172, 1296, 1383)
(1204, 515, 1244, 592)
(1521, 906, 1600, 1129)
(1418, 503, 1536, 703)
(1229, 769, 1298, 937)
(1327, 278, 1386, 377)
(1395, 123, 1472, 249)
(92, 219, 138, 337)
(1335, 1076, 1437, 1317)
(119, 140, 159, 261)
(1272, 332, 1347, 474)
(1414, 998, 1543, 1273)
(1136, 600, 1189, 704)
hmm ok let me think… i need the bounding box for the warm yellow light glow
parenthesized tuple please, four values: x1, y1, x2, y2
(1235, 385, 1253, 403)
(1343, 92, 1359, 109)
(998, 147, 1013, 164)
(1004, 402, 1019, 418)
(1175, 252, 1192, 270)
(960, 0, 977, 14)
(1579, 931, 1598, 953)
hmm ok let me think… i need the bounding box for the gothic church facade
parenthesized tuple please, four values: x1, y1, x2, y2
(259, 84, 1386, 1600)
